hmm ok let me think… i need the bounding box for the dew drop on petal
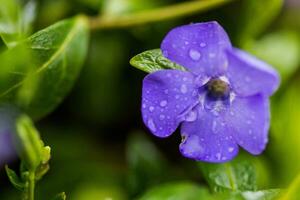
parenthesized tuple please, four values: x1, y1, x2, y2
(216, 153, 221, 160)
(180, 84, 188, 94)
(142, 104, 146, 108)
(160, 100, 168, 107)
(200, 42, 206, 47)
(189, 49, 201, 61)
(185, 110, 197, 122)
(147, 118, 157, 132)
(159, 114, 165, 120)
(149, 106, 155, 112)
(228, 147, 234, 153)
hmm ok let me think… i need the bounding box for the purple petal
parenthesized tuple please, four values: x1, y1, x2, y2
(180, 105, 239, 163)
(226, 48, 280, 96)
(161, 21, 232, 76)
(142, 70, 198, 138)
(225, 95, 269, 155)
(0, 131, 16, 167)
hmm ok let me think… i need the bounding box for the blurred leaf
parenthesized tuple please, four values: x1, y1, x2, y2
(236, 0, 283, 46)
(5, 165, 26, 191)
(270, 79, 300, 185)
(126, 132, 168, 196)
(246, 31, 300, 81)
(14, 115, 43, 170)
(90, 0, 232, 29)
(138, 182, 214, 200)
(52, 192, 66, 200)
(217, 189, 281, 200)
(0, 0, 36, 47)
(0, 15, 89, 119)
(278, 173, 300, 200)
(130, 49, 185, 73)
(199, 155, 257, 192)
(71, 185, 126, 200)
(102, 0, 163, 17)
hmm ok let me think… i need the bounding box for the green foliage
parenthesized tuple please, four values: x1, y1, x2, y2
(5, 165, 26, 191)
(0, 0, 36, 47)
(130, 49, 185, 73)
(236, 0, 284, 46)
(246, 31, 300, 82)
(52, 192, 66, 200)
(199, 155, 257, 192)
(0, 16, 89, 119)
(138, 182, 214, 200)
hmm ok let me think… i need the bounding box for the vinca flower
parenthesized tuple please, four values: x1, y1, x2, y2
(141, 21, 280, 162)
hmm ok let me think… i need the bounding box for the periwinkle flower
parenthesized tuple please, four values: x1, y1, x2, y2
(141, 21, 279, 162)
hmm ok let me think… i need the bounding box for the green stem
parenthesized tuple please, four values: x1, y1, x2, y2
(89, 0, 233, 30)
(28, 171, 35, 200)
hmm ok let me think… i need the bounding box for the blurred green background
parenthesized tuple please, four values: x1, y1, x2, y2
(1, 0, 300, 199)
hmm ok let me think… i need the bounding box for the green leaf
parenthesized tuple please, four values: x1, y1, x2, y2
(246, 31, 300, 82)
(14, 115, 44, 170)
(0, 15, 89, 119)
(138, 182, 214, 200)
(126, 131, 168, 196)
(236, 0, 284, 46)
(277, 173, 300, 200)
(0, 0, 36, 47)
(130, 49, 185, 73)
(52, 192, 67, 200)
(5, 165, 26, 191)
(199, 154, 257, 192)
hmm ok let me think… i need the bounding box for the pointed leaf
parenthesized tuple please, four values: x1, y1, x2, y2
(52, 192, 66, 200)
(130, 49, 185, 73)
(5, 165, 26, 191)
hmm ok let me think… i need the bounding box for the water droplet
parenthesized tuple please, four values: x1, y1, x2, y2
(185, 110, 197, 122)
(175, 95, 180, 99)
(180, 84, 188, 94)
(147, 118, 156, 132)
(228, 147, 234, 153)
(159, 114, 165, 120)
(184, 41, 189, 45)
(248, 129, 253, 135)
(160, 100, 167, 107)
(212, 120, 217, 133)
(164, 89, 169, 94)
(142, 104, 146, 108)
(247, 120, 252, 125)
(149, 106, 154, 112)
(200, 42, 206, 47)
(209, 53, 216, 58)
(189, 49, 201, 61)
(183, 77, 187, 81)
(216, 153, 221, 160)
(230, 111, 234, 116)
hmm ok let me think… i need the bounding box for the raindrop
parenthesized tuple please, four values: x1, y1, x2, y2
(180, 84, 188, 94)
(185, 110, 197, 122)
(209, 53, 216, 58)
(147, 118, 157, 132)
(142, 104, 146, 108)
(175, 95, 180, 99)
(228, 147, 234, 153)
(189, 49, 201, 61)
(164, 89, 169, 94)
(159, 114, 165, 120)
(200, 42, 206, 47)
(160, 100, 168, 107)
(212, 120, 217, 133)
(149, 106, 154, 112)
(216, 153, 221, 160)
(247, 120, 252, 125)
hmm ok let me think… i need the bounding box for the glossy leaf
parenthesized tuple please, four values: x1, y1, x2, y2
(0, 16, 89, 119)
(5, 165, 25, 191)
(278, 173, 300, 200)
(130, 49, 185, 73)
(199, 155, 257, 192)
(138, 182, 214, 200)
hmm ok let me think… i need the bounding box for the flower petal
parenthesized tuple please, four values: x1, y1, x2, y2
(161, 21, 232, 76)
(142, 69, 198, 137)
(226, 48, 280, 96)
(180, 105, 239, 163)
(225, 95, 269, 155)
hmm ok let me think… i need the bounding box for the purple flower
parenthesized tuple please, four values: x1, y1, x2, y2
(141, 22, 280, 163)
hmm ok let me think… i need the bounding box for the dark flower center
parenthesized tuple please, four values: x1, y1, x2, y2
(206, 78, 230, 99)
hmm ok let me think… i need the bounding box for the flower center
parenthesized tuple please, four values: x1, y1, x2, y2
(206, 78, 230, 99)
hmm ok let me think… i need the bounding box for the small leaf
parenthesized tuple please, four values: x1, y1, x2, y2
(5, 165, 26, 191)
(199, 154, 257, 192)
(130, 49, 185, 73)
(0, 15, 90, 119)
(138, 182, 214, 200)
(52, 192, 67, 200)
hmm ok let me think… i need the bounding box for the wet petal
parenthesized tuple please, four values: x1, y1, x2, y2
(161, 21, 232, 76)
(180, 105, 239, 163)
(142, 70, 198, 137)
(226, 48, 280, 96)
(225, 95, 269, 155)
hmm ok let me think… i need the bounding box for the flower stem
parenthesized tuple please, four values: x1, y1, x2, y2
(27, 170, 35, 200)
(89, 0, 232, 30)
